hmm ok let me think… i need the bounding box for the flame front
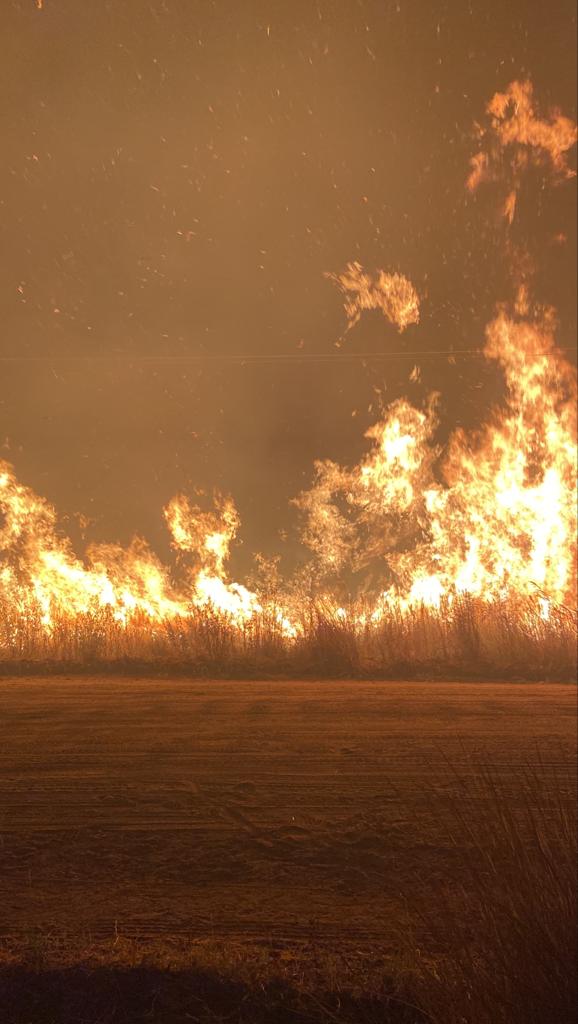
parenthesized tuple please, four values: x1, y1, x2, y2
(297, 299, 576, 613)
(0, 81, 576, 658)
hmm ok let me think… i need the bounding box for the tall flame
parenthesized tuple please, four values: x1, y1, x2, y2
(0, 81, 576, 653)
(467, 79, 578, 223)
(297, 298, 576, 611)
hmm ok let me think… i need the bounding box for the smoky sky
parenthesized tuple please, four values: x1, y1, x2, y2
(1, 0, 576, 576)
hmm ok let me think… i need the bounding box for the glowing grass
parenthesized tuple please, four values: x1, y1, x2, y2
(0, 593, 575, 680)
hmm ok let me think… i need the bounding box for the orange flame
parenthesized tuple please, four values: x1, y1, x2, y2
(0, 80, 576, 650)
(326, 261, 420, 333)
(297, 297, 576, 612)
(467, 79, 578, 223)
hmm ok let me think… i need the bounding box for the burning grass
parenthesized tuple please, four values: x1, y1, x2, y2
(0, 592, 575, 681)
(1, 81, 577, 684)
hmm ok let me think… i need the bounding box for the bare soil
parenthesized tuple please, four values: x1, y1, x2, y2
(0, 678, 575, 957)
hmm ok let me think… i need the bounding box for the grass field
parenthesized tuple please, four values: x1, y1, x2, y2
(0, 678, 576, 1022)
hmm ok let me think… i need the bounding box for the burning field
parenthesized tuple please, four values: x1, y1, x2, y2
(1, 5, 577, 1022)
(1, 79, 577, 681)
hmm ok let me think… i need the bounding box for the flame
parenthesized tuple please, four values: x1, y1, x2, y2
(327, 261, 420, 332)
(468, 79, 578, 222)
(297, 299, 576, 612)
(0, 467, 267, 631)
(0, 80, 576, 658)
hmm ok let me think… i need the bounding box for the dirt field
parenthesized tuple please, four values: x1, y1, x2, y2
(0, 678, 575, 952)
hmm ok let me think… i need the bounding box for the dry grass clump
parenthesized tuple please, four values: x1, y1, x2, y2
(0, 932, 423, 1023)
(365, 594, 576, 680)
(0, 963, 425, 1024)
(0, 592, 575, 680)
(403, 755, 577, 1024)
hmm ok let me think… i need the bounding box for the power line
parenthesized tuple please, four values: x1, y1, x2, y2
(0, 347, 574, 363)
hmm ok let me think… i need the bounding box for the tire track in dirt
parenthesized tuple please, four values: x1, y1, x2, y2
(0, 679, 575, 942)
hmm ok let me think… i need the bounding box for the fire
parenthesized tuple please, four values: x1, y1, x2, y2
(326, 262, 420, 333)
(0, 466, 268, 631)
(0, 81, 576, 658)
(297, 299, 576, 612)
(467, 79, 578, 222)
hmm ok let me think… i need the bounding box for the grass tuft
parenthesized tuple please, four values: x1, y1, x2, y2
(402, 755, 577, 1024)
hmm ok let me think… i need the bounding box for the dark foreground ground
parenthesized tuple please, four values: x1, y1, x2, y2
(0, 678, 575, 1023)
